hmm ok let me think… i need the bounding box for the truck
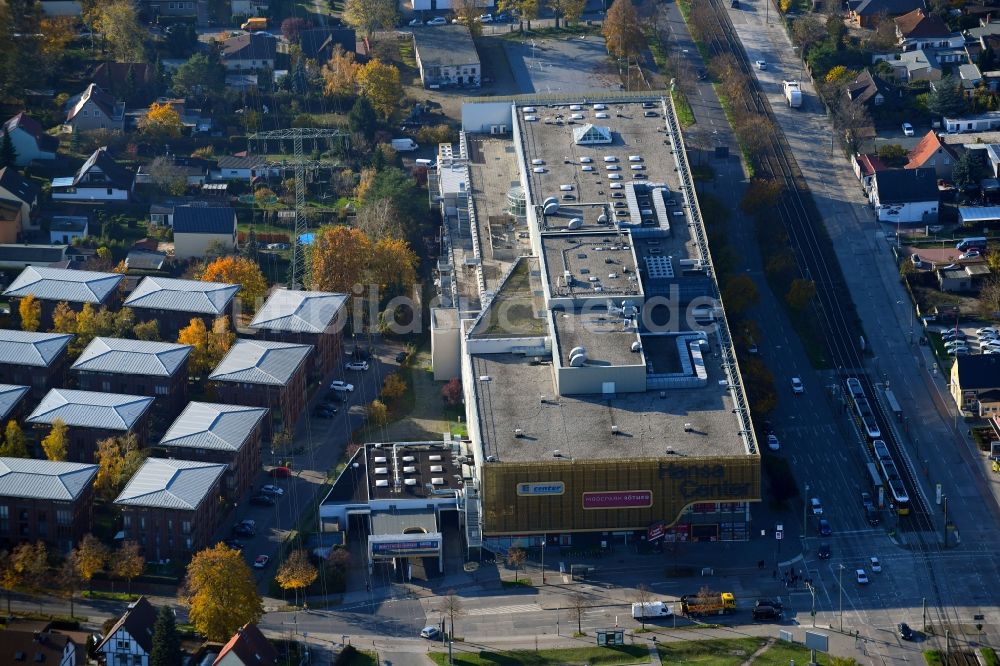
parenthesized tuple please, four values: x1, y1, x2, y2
(631, 601, 673, 619)
(391, 138, 418, 152)
(783, 80, 802, 108)
(679, 592, 736, 616)
(241, 17, 267, 31)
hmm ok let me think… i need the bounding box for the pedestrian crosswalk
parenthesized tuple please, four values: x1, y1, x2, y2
(465, 603, 543, 616)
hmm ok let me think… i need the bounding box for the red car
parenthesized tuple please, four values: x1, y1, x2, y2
(269, 466, 291, 478)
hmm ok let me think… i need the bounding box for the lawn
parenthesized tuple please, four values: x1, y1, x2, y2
(754, 640, 834, 666)
(657, 638, 763, 666)
(429, 645, 650, 666)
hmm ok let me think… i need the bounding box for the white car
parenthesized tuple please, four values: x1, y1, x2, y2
(767, 434, 779, 451)
(791, 377, 804, 394)
(345, 361, 369, 371)
(960, 250, 981, 260)
(870, 556, 882, 573)
(477, 13, 492, 22)
(253, 555, 269, 569)
(810, 497, 823, 515)
(902, 122, 915, 136)
(260, 484, 284, 497)
(755, 60, 767, 70)
(329, 380, 354, 392)
(408, 18, 423, 25)
(977, 327, 998, 336)
(856, 569, 869, 584)
(427, 16, 447, 25)
(420, 626, 441, 639)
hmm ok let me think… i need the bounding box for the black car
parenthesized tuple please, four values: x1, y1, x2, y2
(318, 401, 339, 412)
(697, 70, 708, 81)
(817, 543, 831, 559)
(396, 351, 408, 363)
(755, 598, 783, 610)
(865, 507, 880, 526)
(312, 407, 336, 419)
(234, 524, 255, 537)
(249, 494, 276, 507)
(752, 605, 782, 621)
(898, 623, 914, 641)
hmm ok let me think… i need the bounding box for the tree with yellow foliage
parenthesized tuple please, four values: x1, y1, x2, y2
(201, 256, 267, 314)
(73, 534, 109, 591)
(39, 17, 75, 60)
(41, 419, 68, 461)
(50, 301, 77, 334)
(356, 59, 402, 119)
(177, 318, 210, 376)
(275, 550, 317, 606)
(139, 103, 183, 138)
(367, 399, 389, 426)
(0, 422, 28, 458)
(381, 374, 407, 400)
(371, 237, 418, 292)
(355, 168, 377, 201)
(310, 226, 372, 294)
(207, 316, 235, 367)
(602, 0, 644, 59)
(94, 433, 145, 501)
(321, 44, 358, 97)
(825, 65, 849, 85)
(183, 543, 263, 641)
(18, 294, 40, 332)
(111, 540, 145, 594)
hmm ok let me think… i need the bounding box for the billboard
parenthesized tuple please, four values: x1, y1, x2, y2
(517, 482, 566, 496)
(647, 522, 666, 542)
(583, 490, 653, 510)
(370, 538, 441, 557)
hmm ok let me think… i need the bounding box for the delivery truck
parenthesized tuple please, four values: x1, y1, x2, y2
(631, 601, 673, 619)
(391, 138, 418, 152)
(241, 17, 267, 31)
(679, 592, 736, 616)
(783, 80, 802, 108)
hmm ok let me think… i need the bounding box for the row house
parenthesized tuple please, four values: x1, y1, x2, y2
(114, 458, 227, 563)
(26, 388, 155, 463)
(0, 385, 28, 423)
(250, 288, 348, 379)
(0, 330, 73, 400)
(209, 340, 313, 438)
(0, 458, 98, 553)
(71, 337, 193, 422)
(3, 266, 123, 331)
(123, 276, 240, 341)
(158, 402, 268, 500)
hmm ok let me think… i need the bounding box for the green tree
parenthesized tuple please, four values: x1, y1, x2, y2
(722, 275, 759, 317)
(133, 319, 161, 341)
(348, 96, 378, 142)
(877, 143, 909, 167)
(928, 77, 967, 117)
(150, 605, 181, 666)
(343, 0, 397, 41)
(92, 0, 146, 62)
(786, 278, 817, 311)
(954, 150, 988, 190)
(171, 53, 225, 98)
(0, 421, 29, 458)
(0, 129, 16, 167)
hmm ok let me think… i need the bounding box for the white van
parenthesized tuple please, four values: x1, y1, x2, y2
(415, 158, 433, 166)
(632, 601, 672, 619)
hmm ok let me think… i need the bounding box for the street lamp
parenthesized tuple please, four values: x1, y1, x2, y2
(803, 484, 810, 535)
(838, 564, 845, 632)
(805, 581, 816, 627)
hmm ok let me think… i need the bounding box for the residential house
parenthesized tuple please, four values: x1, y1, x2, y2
(158, 402, 267, 500)
(51, 146, 134, 201)
(125, 249, 167, 271)
(413, 25, 481, 88)
(845, 69, 887, 107)
(0, 244, 68, 271)
(221, 33, 277, 71)
(95, 596, 157, 666)
(250, 288, 348, 378)
(937, 263, 991, 291)
(0, 332, 72, 401)
(49, 215, 89, 244)
(135, 156, 213, 188)
(209, 155, 279, 181)
(943, 110, 1000, 133)
(0, 625, 79, 666)
(26, 388, 155, 463)
(64, 83, 125, 133)
(71, 338, 193, 422)
(172, 205, 238, 259)
(959, 63, 984, 91)
(137, 0, 198, 18)
(0, 385, 29, 423)
(91, 62, 158, 105)
(869, 167, 939, 223)
(0, 198, 21, 244)
(300, 28, 356, 62)
(114, 458, 227, 562)
(209, 340, 313, 437)
(0, 166, 40, 230)
(123, 276, 240, 340)
(3, 266, 123, 330)
(0, 458, 97, 552)
(213, 624, 279, 666)
(950, 354, 1000, 414)
(1, 112, 58, 165)
(964, 19, 1000, 43)
(852, 0, 925, 28)
(894, 8, 962, 51)
(875, 49, 943, 82)
(905, 130, 958, 180)
(231, 0, 268, 16)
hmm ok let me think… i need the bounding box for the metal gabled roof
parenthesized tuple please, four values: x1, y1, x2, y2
(113, 458, 226, 510)
(0, 458, 98, 501)
(159, 402, 268, 452)
(249, 289, 348, 334)
(208, 339, 313, 386)
(0, 330, 73, 367)
(123, 276, 240, 315)
(72, 337, 192, 377)
(0, 384, 28, 421)
(26, 388, 155, 431)
(2, 266, 123, 303)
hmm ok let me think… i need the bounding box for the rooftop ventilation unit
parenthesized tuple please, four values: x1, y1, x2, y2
(375, 467, 388, 475)
(611, 425, 620, 434)
(431, 465, 444, 472)
(514, 428, 525, 437)
(403, 466, 417, 473)
(402, 455, 416, 462)
(544, 201, 560, 215)
(375, 479, 390, 487)
(404, 478, 418, 486)
(432, 478, 445, 485)
(569, 351, 587, 367)
(683, 423, 693, 432)
(568, 218, 583, 229)
(373, 456, 387, 463)
(479, 375, 491, 382)
(631, 341, 642, 352)
(429, 454, 442, 461)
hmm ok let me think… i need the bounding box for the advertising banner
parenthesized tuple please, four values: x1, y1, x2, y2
(582, 490, 653, 510)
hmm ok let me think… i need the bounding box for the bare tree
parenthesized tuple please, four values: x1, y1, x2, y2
(635, 584, 652, 629)
(570, 592, 589, 635)
(979, 276, 1000, 318)
(835, 96, 873, 155)
(441, 589, 462, 641)
(506, 547, 527, 583)
(355, 197, 404, 241)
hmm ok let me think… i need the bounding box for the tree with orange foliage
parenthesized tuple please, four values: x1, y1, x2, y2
(321, 44, 359, 97)
(310, 226, 372, 294)
(371, 237, 418, 292)
(201, 256, 267, 314)
(138, 103, 182, 138)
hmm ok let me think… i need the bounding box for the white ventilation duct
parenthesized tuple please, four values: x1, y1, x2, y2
(568, 218, 583, 229)
(543, 202, 560, 215)
(569, 346, 587, 357)
(569, 352, 587, 367)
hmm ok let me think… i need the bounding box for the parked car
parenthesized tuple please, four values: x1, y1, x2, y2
(427, 16, 447, 25)
(260, 484, 284, 497)
(477, 13, 493, 22)
(960, 250, 981, 260)
(269, 466, 291, 478)
(817, 543, 831, 559)
(810, 497, 823, 515)
(818, 518, 832, 536)
(312, 406, 336, 419)
(223, 539, 243, 551)
(345, 360, 369, 371)
(791, 377, 804, 394)
(755, 59, 767, 70)
(977, 327, 998, 336)
(870, 556, 882, 573)
(910, 254, 922, 267)
(420, 626, 441, 639)
(898, 623, 914, 640)
(249, 494, 276, 507)
(767, 434, 779, 451)
(330, 380, 354, 392)
(861, 491, 874, 511)
(408, 18, 423, 25)
(254, 554, 270, 569)
(856, 568, 869, 584)
(234, 521, 256, 537)
(902, 122, 914, 136)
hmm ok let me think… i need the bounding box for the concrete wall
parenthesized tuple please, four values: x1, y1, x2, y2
(461, 101, 514, 134)
(430, 307, 461, 380)
(555, 359, 646, 395)
(174, 231, 235, 259)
